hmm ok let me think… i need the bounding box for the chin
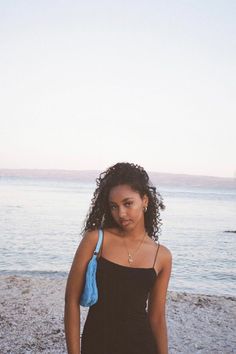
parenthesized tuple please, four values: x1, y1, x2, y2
(120, 222, 134, 231)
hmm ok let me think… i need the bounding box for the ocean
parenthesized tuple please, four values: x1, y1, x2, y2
(0, 176, 235, 297)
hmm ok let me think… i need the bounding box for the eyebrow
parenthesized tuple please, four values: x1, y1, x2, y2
(109, 197, 134, 204)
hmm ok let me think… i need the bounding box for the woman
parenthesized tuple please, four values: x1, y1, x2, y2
(64, 162, 172, 354)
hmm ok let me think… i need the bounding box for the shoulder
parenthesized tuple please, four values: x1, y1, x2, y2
(76, 229, 101, 257)
(159, 244, 172, 259)
(158, 244, 172, 273)
(150, 241, 172, 273)
(148, 238, 172, 258)
(67, 229, 101, 272)
(82, 229, 100, 243)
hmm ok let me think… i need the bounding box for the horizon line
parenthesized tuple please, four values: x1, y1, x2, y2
(0, 167, 235, 181)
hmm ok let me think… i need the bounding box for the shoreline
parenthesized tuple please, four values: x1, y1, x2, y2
(0, 275, 235, 354)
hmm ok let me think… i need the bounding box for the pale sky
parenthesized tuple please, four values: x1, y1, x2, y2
(1, 0, 235, 178)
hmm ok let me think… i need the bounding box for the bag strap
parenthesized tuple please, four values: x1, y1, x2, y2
(93, 228, 103, 257)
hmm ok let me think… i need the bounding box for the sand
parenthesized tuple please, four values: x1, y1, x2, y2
(0, 275, 235, 354)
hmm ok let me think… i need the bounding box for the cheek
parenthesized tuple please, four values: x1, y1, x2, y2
(110, 209, 119, 219)
(133, 204, 144, 216)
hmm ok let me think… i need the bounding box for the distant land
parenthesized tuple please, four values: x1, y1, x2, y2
(0, 169, 235, 189)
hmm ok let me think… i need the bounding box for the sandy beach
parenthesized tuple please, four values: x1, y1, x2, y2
(0, 275, 235, 354)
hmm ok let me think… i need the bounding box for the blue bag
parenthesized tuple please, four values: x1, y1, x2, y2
(80, 228, 104, 307)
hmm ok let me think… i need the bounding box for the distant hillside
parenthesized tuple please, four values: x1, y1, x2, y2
(0, 169, 235, 189)
(149, 172, 236, 189)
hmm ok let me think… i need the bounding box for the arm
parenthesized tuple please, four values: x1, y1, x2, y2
(64, 230, 99, 354)
(148, 246, 172, 354)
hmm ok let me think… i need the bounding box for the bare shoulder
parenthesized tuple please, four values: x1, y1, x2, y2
(158, 244, 172, 273)
(66, 229, 100, 281)
(159, 244, 172, 258)
(149, 238, 172, 257)
(148, 239, 172, 274)
(73, 229, 101, 264)
(81, 229, 100, 245)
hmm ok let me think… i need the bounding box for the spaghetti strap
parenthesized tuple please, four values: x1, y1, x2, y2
(153, 243, 160, 268)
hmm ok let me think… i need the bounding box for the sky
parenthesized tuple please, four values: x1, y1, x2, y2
(1, 0, 235, 178)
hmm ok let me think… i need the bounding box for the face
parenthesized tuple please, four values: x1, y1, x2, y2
(108, 184, 148, 230)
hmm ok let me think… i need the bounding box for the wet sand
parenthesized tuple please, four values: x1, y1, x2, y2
(0, 275, 235, 354)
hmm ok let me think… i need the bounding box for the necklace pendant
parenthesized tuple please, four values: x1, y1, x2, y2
(124, 232, 147, 265)
(128, 254, 134, 263)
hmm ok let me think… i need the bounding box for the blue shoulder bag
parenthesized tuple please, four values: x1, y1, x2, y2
(80, 228, 104, 307)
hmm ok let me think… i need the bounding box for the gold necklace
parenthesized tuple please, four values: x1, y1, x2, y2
(123, 232, 147, 265)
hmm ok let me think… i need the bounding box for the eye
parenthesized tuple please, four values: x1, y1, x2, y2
(124, 201, 133, 207)
(110, 204, 117, 210)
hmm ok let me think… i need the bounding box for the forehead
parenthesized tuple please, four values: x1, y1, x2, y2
(108, 184, 140, 201)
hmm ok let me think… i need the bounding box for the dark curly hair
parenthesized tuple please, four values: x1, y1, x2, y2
(82, 162, 165, 241)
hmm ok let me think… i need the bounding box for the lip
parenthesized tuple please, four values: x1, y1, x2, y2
(119, 219, 131, 227)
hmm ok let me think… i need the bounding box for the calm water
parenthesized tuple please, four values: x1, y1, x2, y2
(0, 177, 235, 296)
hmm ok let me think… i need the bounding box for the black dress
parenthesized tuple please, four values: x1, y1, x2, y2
(81, 246, 160, 354)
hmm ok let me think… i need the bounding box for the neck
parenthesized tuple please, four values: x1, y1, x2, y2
(120, 225, 146, 240)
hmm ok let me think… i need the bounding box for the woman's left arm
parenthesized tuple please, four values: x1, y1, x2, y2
(148, 245, 172, 354)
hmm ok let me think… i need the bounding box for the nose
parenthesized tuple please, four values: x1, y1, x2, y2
(118, 205, 126, 218)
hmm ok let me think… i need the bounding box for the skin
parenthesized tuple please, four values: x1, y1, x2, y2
(64, 184, 172, 354)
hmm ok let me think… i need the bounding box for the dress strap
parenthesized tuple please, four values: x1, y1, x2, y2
(153, 242, 160, 268)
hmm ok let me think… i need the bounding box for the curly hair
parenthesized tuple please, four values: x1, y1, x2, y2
(82, 162, 165, 241)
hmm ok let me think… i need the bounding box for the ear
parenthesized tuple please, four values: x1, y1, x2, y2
(142, 194, 149, 207)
